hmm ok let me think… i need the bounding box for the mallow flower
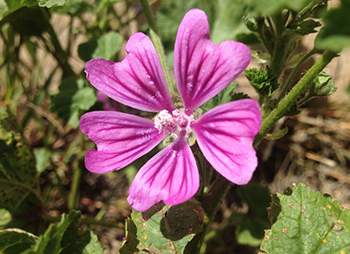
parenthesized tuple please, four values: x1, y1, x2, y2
(80, 9, 261, 212)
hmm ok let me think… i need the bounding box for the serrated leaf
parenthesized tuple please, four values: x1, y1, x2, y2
(25, 211, 103, 254)
(260, 183, 350, 253)
(120, 201, 204, 254)
(38, 0, 65, 8)
(0, 228, 38, 253)
(0, 116, 40, 213)
(316, 0, 350, 52)
(78, 31, 123, 62)
(50, 78, 96, 128)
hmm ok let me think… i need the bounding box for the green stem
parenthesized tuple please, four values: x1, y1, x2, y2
(270, 13, 287, 78)
(68, 164, 82, 211)
(139, 0, 174, 94)
(277, 49, 317, 102)
(254, 50, 337, 144)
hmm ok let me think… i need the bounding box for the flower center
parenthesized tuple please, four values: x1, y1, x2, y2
(154, 109, 193, 134)
(154, 108, 203, 146)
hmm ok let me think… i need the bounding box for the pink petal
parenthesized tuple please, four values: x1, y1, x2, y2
(128, 131, 199, 211)
(174, 9, 251, 113)
(85, 33, 175, 113)
(80, 111, 165, 173)
(190, 99, 261, 185)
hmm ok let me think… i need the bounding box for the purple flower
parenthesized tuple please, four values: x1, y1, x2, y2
(80, 9, 261, 212)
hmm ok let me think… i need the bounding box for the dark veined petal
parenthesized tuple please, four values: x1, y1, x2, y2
(85, 33, 175, 113)
(174, 9, 251, 113)
(128, 131, 199, 212)
(191, 99, 261, 185)
(80, 111, 165, 173)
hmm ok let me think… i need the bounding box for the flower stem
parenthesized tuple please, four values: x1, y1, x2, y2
(254, 50, 337, 144)
(139, 0, 174, 94)
(277, 49, 317, 102)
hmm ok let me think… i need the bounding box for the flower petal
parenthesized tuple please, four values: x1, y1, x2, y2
(191, 99, 261, 185)
(174, 9, 251, 113)
(85, 32, 175, 112)
(128, 131, 199, 211)
(80, 111, 165, 173)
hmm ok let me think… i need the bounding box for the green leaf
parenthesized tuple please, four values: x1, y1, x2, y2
(316, 0, 350, 52)
(78, 31, 123, 61)
(0, 0, 9, 20)
(0, 228, 38, 253)
(245, 66, 279, 97)
(25, 211, 104, 254)
(260, 183, 350, 253)
(34, 148, 52, 174)
(234, 183, 271, 246)
(0, 208, 12, 227)
(50, 78, 96, 128)
(38, 0, 65, 8)
(0, 115, 40, 213)
(120, 201, 205, 254)
(0, 7, 49, 36)
(211, 0, 252, 44)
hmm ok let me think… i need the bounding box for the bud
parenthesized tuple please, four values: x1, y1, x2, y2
(309, 72, 337, 97)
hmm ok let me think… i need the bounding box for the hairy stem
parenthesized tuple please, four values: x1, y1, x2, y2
(255, 50, 337, 144)
(277, 49, 317, 102)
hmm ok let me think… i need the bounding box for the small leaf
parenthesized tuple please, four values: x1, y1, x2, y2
(295, 19, 321, 35)
(260, 183, 350, 253)
(0, 228, 38, 254)
(245, 66, 279, 97)
(120, 201, 204, 254)
(50, 78, 96, 128)
(34, 148, 52, 174)
(0, 208, 12, 227)
(308, 72, 337, 97)
(265, 128, 289, 140)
